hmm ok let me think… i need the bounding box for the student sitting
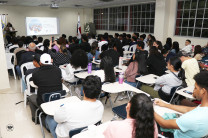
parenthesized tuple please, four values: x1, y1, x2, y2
(147, 46, 166, 76)
(48, 41, 71, 67)
(125, 52, 148, 88)
(154, 71, 208, 138)
(80, 34, 91, 53)
(87, 42, 100, 62)
(99, 44, 120, 67)
(62, 49, 88, 83)
(178, 51, 200, 87)
(182, 39, 192, 54)
(45, 75, 104, 138)
(170, 41, 180, 54)
(103, 93, 158, 138)
(154, 57, 182, 102)
(194, 45, 203, 61)
(28, 54, 62, 122)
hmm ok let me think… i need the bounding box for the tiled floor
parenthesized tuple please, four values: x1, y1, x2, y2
(0, 75, 128, 138)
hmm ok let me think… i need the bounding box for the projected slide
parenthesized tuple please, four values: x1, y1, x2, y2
(26, 17, 59, 36)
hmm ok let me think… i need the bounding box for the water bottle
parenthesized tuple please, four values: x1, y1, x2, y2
(192, 45, 195, 52)
(88, 63, 92, 74)
(93, 56, 95, 62)
(119, 72, 124, 84)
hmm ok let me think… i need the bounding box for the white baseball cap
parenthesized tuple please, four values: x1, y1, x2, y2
(40, 53, 52, 65)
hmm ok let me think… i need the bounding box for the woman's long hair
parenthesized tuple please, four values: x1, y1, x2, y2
(129, 93, 154, 138)
(194, 45, 202, 57)
(91, 42, 98, 56)
(60, 45, 68, 56)
(43, 39, 50, 53)
(100, 56, 116, 83)
(134, 52, 148, 75)
(172, 41, 180, 53)
(169, 56, 183, 80)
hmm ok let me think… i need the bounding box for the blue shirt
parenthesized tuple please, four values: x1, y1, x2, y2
(174, 106, 208, 138)
(87, 51, 100, 62)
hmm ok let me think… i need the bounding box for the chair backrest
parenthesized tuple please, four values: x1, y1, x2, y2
(25, 74, 37, 94)
(69, 120, 102, 137)
(122, 45, 129, 51)
(42, 90, 66, 102)
(9, 45, 19, 53)
(129, 44, 137, 53)
(20, 62, 35, 80)
(69, 126, 87, 137)
(170, 86, 183, 96)
(5, 53, 15, 69)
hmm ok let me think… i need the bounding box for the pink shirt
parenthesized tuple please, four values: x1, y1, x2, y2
(103, 119, 158, 138)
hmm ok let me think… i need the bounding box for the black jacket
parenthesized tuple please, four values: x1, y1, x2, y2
(147, 53, 167, 76)
(33, 65, 62, 105)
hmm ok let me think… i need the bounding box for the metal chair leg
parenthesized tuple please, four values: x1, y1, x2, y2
(114, 93, 120, 103)
(39, 112, 45, 138)
(35, 108, 40, 125)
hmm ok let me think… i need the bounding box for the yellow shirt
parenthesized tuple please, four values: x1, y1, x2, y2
(182, 58, 200, 86)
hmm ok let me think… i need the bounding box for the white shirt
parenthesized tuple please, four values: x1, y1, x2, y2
(143, 41, 149, 52)
(182, 44, 192, 53)
(36, 43, 44, 51)
(98, 41, 108, 52)
(54, 100, 104, 138)
(88, 39, 97, 46)
(154, 72, 182, 94)
(62, 64, 86, 83)
(182, 58, 200, 86)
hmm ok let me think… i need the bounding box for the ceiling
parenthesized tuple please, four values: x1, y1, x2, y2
(0, 0, 155, 8)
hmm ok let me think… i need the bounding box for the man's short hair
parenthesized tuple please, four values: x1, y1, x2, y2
(137, 41, 144, 49)
(186, 39, 191, 44)
(82, 75, 102, 99)
(177, 50, 189, 57)
(82, 35, 88, 42)
(38, 37, 43, 43)
(62, 34, 66, 38)
(18, 41, 24, 48)
(162, 49, 168, 55)
(132, 36, 137, 41)
(32, 35, 37, 40)
(33, 54, 41, 63)
(194, 71, 208, 91)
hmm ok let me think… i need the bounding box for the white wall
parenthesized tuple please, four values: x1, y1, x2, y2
(0, 6, 93, 40)
(0, 22, 10, 91)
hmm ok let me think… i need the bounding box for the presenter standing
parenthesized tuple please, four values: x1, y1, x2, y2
(5, 22, 16, 43)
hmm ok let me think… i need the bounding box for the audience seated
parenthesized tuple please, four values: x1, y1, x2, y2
(154, 71, 208, 138)
(99, 44, 120, 67)
(42, 39, 50, 53)
(164, 37, 172, 51)
(182, 39, 192, 53)
(170, 41, 180, 54)
(48, 41, 71, 67)
(32, 35, 38, 45)
(45, 75, 104, 138)
(154, 57, 183, 102)
(178, 51, 200, 87)
(104, 93, 158, 138)
(153, 40, 163, 52)
(80, 35, 91, 53)
(99, 56, 116, 83)
(68, 37, 80, 54)
(113, 39, 124, 57)
(194, 45, 203, 61)
(126, 34, 131, 45)
(14, 41, 26, 65)
(125, 52, 148, 88)
(129, 36, 137, 47)
(9, 37, 19, 53)
(36, 37, 44, 50)
(98, 35, 108, 52)
(147, 46, 166, 76)
(62, 49, 88, 83)
(53, 37, 69, 52)
(87, 42, 100, 62)
(88, 34, 97, 46)
(139, 34, 148, 51)
(28, 53, 62, 122)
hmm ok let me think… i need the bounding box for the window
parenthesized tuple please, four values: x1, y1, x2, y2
(109, 6, 128, 31)
(175, 0, 208, 38)
(129, 3, 155, 33)
(93, 3, 155, 33)
(94, 8, 108, 30)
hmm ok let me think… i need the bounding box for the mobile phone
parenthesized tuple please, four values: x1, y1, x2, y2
(183, 90, 193, 95)
(51, 36, 54, 42)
